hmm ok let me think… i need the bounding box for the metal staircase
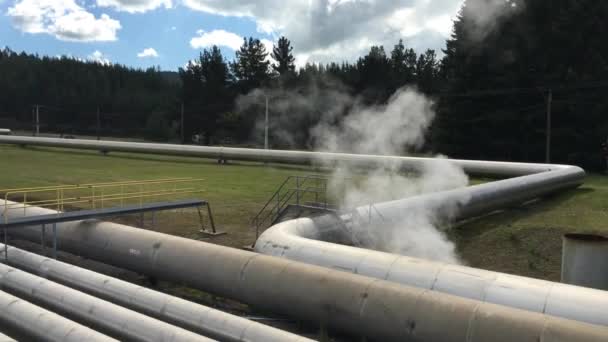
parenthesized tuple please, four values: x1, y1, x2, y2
(251, 175, 337, 238)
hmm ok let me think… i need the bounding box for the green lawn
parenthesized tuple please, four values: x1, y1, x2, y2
(452, 174, 608, 281)
(0, 144, 323, 248)
(2, 144, 607, 282)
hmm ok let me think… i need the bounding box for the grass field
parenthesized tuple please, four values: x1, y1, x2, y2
(2, 144, 607, 282)
(452, 174, 608, 281)
(0, 144, 326, 248)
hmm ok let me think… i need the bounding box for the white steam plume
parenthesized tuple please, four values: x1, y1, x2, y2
(311, 87, 468, 264)
(238, 85, 469, 264)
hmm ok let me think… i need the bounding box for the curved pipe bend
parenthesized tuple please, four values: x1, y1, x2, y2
(0, 136, 598, 328)
(255, 160, 595, 325)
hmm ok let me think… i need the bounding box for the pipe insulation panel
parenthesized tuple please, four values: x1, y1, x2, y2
(0, 243, 313, 342)
(0, 261, 213, 342)
(256, 217, 608, 326)
(0, 288, 116, 341)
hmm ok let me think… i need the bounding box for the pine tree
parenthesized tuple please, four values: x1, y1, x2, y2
(231, 37, 270, 91)
(436, 0, 608, 167)
(390, 39, 418, 89)
(271, 36, 296, 75)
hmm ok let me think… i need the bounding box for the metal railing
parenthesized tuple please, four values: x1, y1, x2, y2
(1, 178, 205, 223)
(251, 175, 336, 238)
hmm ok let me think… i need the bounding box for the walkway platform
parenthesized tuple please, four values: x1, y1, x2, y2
(0, 199, 205, 229)
(1, 199, 224, 261)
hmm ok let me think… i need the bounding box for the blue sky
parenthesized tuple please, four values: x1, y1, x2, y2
(0, 0, 466, 71)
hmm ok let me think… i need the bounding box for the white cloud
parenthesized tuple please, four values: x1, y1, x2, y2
(95, 0, 172, 13)
(182, 0, 466, 65)
(88, 50, 111, 65)
(190, 29, 244, 51)
(137, 47, 159, 58)
(7, 0, 121, 42)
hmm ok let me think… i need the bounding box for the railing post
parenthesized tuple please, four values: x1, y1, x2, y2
(206, 204, 217, 234)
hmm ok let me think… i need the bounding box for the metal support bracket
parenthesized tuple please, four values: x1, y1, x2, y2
(198, 204, 226, 237)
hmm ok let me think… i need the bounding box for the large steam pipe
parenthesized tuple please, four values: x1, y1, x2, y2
(1, 136, 600, 334)
(0, 288, 117, 341)
(0, 243, 313, 342)
(2, 203, 608, 341)
(0, 135, 585, 176)
(0, 136, 584, 215)
(0, 261, 213, 342)
(256, 218, 608, 327)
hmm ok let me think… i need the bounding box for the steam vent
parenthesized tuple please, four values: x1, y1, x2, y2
(0, 134, 604, 342)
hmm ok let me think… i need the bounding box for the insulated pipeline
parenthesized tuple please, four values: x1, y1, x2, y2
(0, 243, 313, 342)
(2, 202, 608, 342)
(0, 288, 117, 342)
(0, 261, 213, 342)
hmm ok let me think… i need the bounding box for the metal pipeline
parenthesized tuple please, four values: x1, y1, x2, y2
(256, 218, 608, 327)
(2, 202, 608, 341)
(1, 136, 603, 338)
(0, 243, 313, 342)
(0, 261, 213, 342)
(0, 288, 116, 341)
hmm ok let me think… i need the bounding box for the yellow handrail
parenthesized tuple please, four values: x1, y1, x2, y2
(2, 178, 205, 223)
(0, 177, 195, 193)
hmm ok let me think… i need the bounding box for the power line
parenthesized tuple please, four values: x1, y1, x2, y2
(438, 80, 608, 98)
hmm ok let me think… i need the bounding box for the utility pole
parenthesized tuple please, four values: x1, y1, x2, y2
(264, 95, 269, 150)
(31, 106, 35, 136)
(180, 102, 185, 144)
(96, 106, 101, 140)
(34, 105, 40, 136)
(545, 89, 552, 163)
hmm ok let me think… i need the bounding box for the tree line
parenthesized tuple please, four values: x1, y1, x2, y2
(0, 0, 606, 169)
